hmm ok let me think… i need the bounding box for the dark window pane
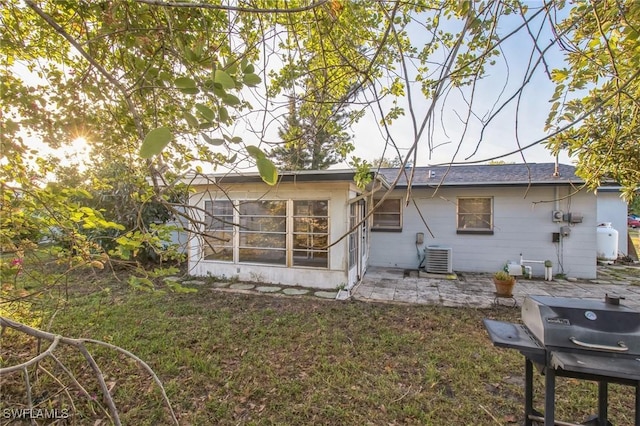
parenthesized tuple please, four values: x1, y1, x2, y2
(294, 200, 328, 216)
(239, 217, 286, 232)
(239, 248, 286, 265)
(209, 217, 234, 230)
(293, 217, 328, 233)
(203, 232, 233, 261)
(239, 200, 286, 216)
(373, 199, 401, 229)
(373, 213, 401, 227)
(292, 251, 327, 267)
(204, 247, 233, 261)
(239, 232, 286, 248)
(293, 234, 328, 250)
(378, 199, 400, 213)
(458, 198, 492, 230)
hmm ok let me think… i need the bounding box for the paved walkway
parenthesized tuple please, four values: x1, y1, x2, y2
(351, 264, 640, 310)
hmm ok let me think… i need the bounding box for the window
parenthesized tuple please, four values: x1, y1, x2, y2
(203, 200, 234, 261)
(348, 203, 357, 268)
(201, 199, 329, 268)
(292, 201, 328, 267)
(372, 199, 402, 230)
(457, 197, 493, 234)
(239, 200, 286, 265)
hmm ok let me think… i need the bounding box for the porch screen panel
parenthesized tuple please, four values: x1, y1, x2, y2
(457, 197, 493, 231)
(348, 203, 356, 268)
(203, 200, 234, 261)
(239, 200, 286, 265)
(293, 200, 329, 267)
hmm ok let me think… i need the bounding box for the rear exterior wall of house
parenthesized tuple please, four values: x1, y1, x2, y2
(368, 185, 599, 279)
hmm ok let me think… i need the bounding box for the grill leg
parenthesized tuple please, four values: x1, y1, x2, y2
(525, 358, 533, 426)
(598, 382, 607, 425)
(635, 382, 639, 426)
(544, 368, 556, 426)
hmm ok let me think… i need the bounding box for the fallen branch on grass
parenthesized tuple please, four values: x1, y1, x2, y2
(0, 316, 178, 425)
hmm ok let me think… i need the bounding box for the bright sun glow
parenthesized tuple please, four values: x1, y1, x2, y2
(52, 136, 91, 168)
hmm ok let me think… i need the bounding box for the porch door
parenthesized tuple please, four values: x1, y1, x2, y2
(348, 199, 368, 289)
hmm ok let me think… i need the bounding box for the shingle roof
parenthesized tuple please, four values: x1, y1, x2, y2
(377, 163, 585, 187)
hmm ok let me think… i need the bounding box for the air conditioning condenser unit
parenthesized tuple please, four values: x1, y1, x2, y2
(425, 245, 453, 274)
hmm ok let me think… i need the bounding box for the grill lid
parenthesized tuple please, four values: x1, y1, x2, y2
(521, 295, 640, 356)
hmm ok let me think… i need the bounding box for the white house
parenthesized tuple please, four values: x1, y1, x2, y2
(186, 163, 626, 289)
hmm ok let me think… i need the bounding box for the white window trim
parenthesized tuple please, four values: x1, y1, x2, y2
(456, 196, 494, 234)
(371, 198, 403, 231)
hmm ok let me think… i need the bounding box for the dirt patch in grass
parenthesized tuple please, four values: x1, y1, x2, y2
(2, 279, 638, 425)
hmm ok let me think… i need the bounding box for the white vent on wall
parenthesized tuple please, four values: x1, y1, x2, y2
(425, 245, 453, 274)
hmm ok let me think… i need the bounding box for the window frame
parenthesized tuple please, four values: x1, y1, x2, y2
(456, 197, 494, 235)
(371, 198, 402, 231)
(200, 198, 330, 269)
(238, 200, 287, 266)
(203, 200, 234, 261)
(292, 200, 329, 268)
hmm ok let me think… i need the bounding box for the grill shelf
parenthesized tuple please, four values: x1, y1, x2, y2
(484, 295, 640, 426)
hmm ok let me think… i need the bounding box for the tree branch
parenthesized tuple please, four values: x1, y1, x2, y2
(134, 0, 329, 14)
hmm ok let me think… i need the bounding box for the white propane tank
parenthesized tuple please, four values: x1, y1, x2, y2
(596, 222, 619, 262)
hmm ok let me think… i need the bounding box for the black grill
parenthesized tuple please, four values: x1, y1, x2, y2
(484, 295, 640, 425)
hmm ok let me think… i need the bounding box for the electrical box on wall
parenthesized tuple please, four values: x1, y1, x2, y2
(560, 226, 571, 237)
(552, 210, 563, 222)
(563, 212, 583, 223)
(552, 232, 560, 243)
(416, 232, 424, 245)
(569, 212, 583, 223)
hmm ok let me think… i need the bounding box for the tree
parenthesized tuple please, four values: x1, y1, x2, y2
(3, 0, 640, 289)
(271, 97, 353, 171)
(372, 156, 403, 168)
(544, 0, 640, 201)
(4, 1, 640, 417)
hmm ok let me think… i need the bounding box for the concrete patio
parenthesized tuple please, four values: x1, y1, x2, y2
(351, 264, 640, 310)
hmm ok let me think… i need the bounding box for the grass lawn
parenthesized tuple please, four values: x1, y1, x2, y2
(1, 272, 638, 425)
(630, 227, 640, 257)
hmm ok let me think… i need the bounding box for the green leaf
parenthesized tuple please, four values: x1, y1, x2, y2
(183, 112, 199, 129)
(182, 87, 200, 95)
(214, 69, 236, 90)
(246, 145, 265, 159)
(257, 157, 278, 185)
(140, 127, 172, 158)
(227, 153, 237, 164)
(222, 94, 241, 106)
(175, 77, 199, 94)
(195, 103, 215, 122)
(219, 106, 229, 122)
(225, 62, 238, 75)
(230, 136, 242, 144)
(175, 77, 196, 89)
(550, 69, 569, 83)
(201, 134, 225, 146)
(243, 73, 262, 86)
(243, 63, 255, 74)
(212, 85, 227, 97)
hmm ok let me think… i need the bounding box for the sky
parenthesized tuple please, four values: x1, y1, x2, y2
(345, 2, 573, 168)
